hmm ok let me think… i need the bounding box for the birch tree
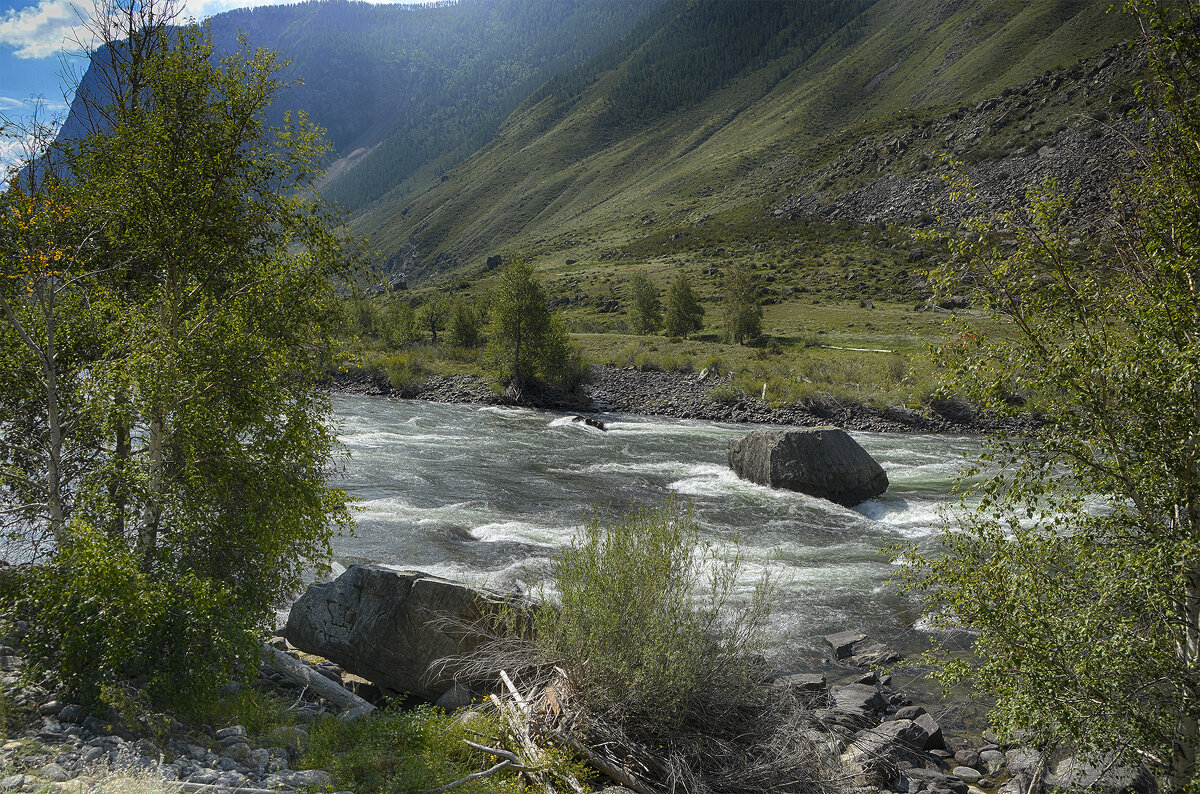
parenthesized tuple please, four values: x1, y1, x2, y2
(899, 2, 1200, 788)
(0, 119, 102, 556)
(3, 8, 354, 710)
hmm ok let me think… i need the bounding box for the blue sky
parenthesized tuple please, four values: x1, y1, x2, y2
(0, 0, 429, 169)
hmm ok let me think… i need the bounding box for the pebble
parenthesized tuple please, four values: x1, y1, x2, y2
(953, 765, 984, 784)
(0, 643, 340, 794)
(330, 364, 1033, 436)
(954, 749, 981, 767)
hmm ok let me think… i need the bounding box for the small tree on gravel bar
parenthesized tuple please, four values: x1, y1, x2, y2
(898, 3, 1200, 789)
(485, 258, 582, 392)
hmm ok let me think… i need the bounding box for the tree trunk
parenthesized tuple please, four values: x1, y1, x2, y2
(44, 363, 66, 545)
(258, 643, 377, 719)
(1171, 480, 1200, 791)
(41, 295, 67, 547)
(1170, 567, 1200, 790)
(138, 413, 165, 565)
(108, 414, 131, 541)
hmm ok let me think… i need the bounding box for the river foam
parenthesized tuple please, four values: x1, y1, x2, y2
(331, 395, 977, 664)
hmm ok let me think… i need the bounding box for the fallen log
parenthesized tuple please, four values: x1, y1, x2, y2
(259, 642, 378, 719)
(549, 730, 658, 794)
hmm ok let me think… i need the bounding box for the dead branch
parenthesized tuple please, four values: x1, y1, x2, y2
(548, 729, 659, 794)
(420, 760, 511, 794)
(258, 642, 378, 719)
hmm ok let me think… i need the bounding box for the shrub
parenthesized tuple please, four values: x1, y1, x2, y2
(467, 499, 837, 793)
(383, 351, 426, 392)
(448, 299, 482, 349)
(19, 525, 247, 715)
(633, 350, 661, 371)
(383, 302, 421, 347)
(698, 354, 727, 377)
(533, 499, 771, 734)
(707, 384, 741, 404)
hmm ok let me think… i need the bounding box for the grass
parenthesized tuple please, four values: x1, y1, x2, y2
(302, 703, 585, 794)
(334, 279, 1001, 410)
(352, 0, 1134, 278)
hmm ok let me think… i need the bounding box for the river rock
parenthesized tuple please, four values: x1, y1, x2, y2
(1046, 754, 1157, 793)
(285, 566, 516, 702)
(841, 719, 932, 784)
(830, 683, 886, 718)
(727, 428, 888, 506)
(824, 630, 902, 667)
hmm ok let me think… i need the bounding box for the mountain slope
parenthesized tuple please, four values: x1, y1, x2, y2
(356, 0, 1136, 277)
(59, 0, 666, 213)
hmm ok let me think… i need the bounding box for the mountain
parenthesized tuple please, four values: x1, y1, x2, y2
(60, 0, 667, 214)
(57, 0, 1139, 284)
(350, 0, 1137, 278)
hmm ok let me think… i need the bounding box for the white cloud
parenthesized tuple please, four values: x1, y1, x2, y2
(0, 95, 67, 112)
(0, 0, 88, 59)
(1, 0, 430, 60)
(0, 129, 37, 180)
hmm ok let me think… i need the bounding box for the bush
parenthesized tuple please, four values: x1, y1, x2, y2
(707, 383, 742, 404)
(382, 351, 426, 392)
(19, 525, 248, 715)
(698, 354, 727, 377)
(383, 302, 420, 348)
(448, 299, 482, 349)
(466, 499, 838, 793)
(533, 499, 771, 734)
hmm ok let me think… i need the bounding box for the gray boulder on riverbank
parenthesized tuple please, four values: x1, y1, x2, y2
(285, 566, 513, 702)
(728, 427, 889, 506)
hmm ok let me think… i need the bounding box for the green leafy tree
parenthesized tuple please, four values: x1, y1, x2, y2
(0, 125, 103, 557)
(383, 301, 420, 347)
(416, 294, 450, 345)
(485, 258, 581, 391)
(1, 8, 353, 711)
(721, 263, 760, 345)
(448, 298, 481, 349)
(628, 272, 662, 335)
(664, 271, 704, 338)
(898, 3, 1200, 788)
(352, 297, 383, 339)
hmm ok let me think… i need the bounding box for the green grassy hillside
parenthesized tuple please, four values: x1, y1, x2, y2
(355, 0, 1134, 278)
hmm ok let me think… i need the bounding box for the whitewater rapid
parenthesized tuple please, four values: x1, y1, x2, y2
(330, 394, 980, 670)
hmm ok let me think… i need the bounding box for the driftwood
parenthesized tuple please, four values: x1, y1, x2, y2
(259, 642, 378, 720)
(489, 693, 557, 794)
(421, 760, 512, 793)
(169, 784, 294, 794)
(489, 670, 588, 794)
(549, 729, 658, 794)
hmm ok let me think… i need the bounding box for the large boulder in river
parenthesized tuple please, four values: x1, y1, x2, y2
(285, 565, 513, 702)
(727, 427, 888, 507)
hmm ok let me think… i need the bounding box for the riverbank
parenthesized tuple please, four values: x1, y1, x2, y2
(327, 363, 1036, 435)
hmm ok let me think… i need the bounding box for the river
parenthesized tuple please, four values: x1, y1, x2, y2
(331, 393, 983, 693)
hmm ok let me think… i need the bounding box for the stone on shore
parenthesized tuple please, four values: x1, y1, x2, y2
(727, 428, 888, 506)
(285, 565, 515, 702)
(824, 630, 902, 668)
